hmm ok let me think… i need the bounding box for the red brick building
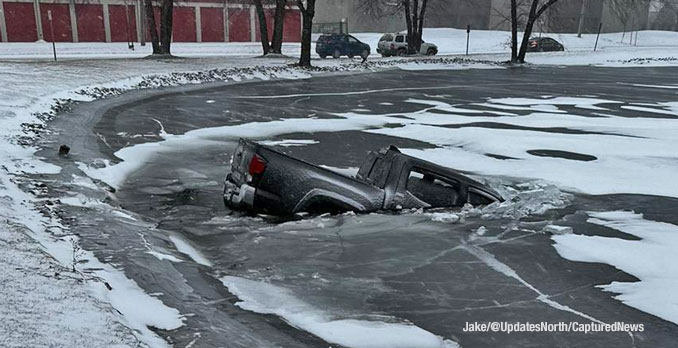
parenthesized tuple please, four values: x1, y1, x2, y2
(0, 0, 301, 43)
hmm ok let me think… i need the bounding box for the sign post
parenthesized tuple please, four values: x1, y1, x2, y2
(48, 10, 57, 61)
(594, 22, 602, 51)
(466, 24, 470, 55)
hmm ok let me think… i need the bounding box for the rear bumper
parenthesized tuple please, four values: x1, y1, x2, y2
(223, 178, 256, 210)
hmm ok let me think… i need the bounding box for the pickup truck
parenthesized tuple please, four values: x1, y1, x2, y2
(224, 138, 503, 216)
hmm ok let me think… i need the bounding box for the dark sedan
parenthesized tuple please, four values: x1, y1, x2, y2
(527, 37, 565, 52)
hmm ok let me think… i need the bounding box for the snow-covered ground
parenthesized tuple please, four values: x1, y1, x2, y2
(1, 28, 678, 347)
(356, 28, 678, 55)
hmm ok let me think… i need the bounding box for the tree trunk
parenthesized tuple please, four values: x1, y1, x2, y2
(415, 0, 428, 53)
(270, 0, 287, 53)
(510, 0, 518, 62)
(410, 0, 419, 53)
(159, 0, 173, 54)
(145, 0, 161, 54)
(403, 0, 413, 54)
(517, 17, 537, 62)
(297, 0, 315, 67)
(254, 0, 270, 55)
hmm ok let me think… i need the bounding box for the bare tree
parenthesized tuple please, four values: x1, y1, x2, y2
(608, 0, 651, 31)
(270, 0, 287, 53)
(252, 0, 289, 55)
(296, 0, 316, 67)
(253, 0, 271, 54)
(404, 0, 429, 53)
(144, 0, 174, 55)
(511, 0, 518, 62)
(358, 0, 434, 54)
(649, 0, 678, 30)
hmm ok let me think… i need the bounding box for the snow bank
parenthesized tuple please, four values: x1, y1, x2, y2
(552, 211, 678, 325)
(221, 276, 458, 348)
(0, 171, 184, 347)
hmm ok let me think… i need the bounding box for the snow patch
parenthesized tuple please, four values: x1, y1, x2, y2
(82, 115, 388, 189)
(319, 165, 360, 178)
(542, 225, 573, 235)
(169, 235, 213, 267)
(259, 139, 319, 147)
(552, 211, 678, 325)
(487, 96, 620, 107)
(221, 276, 459, 348)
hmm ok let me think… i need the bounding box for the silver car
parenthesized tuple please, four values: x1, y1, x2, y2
(377, 33, 438, 57)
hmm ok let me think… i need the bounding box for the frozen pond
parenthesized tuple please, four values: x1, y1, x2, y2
(37, 66, 678, 347)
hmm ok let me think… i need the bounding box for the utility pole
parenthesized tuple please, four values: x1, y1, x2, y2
(577, 0, 588, 37)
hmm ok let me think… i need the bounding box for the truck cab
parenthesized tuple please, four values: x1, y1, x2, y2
(357, 146, 501, 210)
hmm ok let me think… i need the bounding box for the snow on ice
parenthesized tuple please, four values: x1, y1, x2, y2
(553, 211, 678, 326)
(221, 276, 460, 348)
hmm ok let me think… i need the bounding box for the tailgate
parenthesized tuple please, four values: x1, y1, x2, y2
(228, 140, 258, 186)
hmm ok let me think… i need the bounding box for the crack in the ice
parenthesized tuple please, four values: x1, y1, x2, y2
(463, 242, 637, 347)
(462, 242, 604, 323)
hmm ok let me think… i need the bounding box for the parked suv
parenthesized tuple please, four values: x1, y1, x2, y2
(316, 33, 371, 59)
(377, 33, 438, 57)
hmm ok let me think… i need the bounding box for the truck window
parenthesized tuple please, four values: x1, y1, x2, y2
(468, 187, 495, 205)
(395, 35, 404, 43)
(406, 169, 459, 207)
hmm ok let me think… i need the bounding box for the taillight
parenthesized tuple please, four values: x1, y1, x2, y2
(248, 154, 266, 175)
(530, 41, 538, 47)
